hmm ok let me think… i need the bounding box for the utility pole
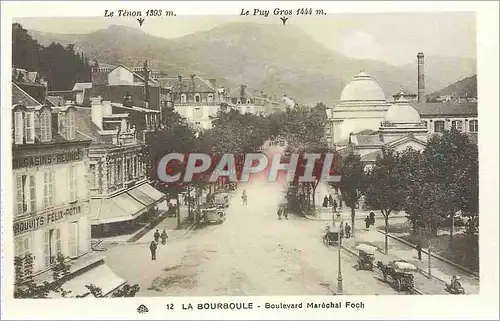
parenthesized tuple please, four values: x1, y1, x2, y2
(337, 223, 343, 294)
(176, 192, 181, 229)
(427, 226, 432, 278)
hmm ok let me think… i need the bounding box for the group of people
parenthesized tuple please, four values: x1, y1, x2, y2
(364, 212, 376, 229)
(322, 194, 343, 212)
(149, 229, 169, 261)
(325, 221, 352, 239)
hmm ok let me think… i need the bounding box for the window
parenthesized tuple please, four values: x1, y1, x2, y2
(117, 163, 122, 184)
(44, 228, 61, 266)
(14, 111, 24, 144)
(181, 93, 187, 103)
(237, 100, 241, 105)
(89, 164, 96, 188)
(15, 236, 32, 280)
(194, 107, 202, 119)
(194, 94, 201, 103)
(25, 111, 35, 144)
(68, 166, 77, 202)
(126, 158, 132, 181)
(40, 110, 52, 142)
(68, 222, 79, 258)
(246, 100, 251, 104)
(16, 174, 36, 215)
(133, 157, 137, 178)
(67, 110, 76, 140)
(110, 159, 115, 185)
(43, 169, 55, 208)
(422, 120, 427, 128)
(207, 94, 214, 103)
(434, 120, 445, 133)
(451, 120, 463, 132)
(469, 120, 478, 132)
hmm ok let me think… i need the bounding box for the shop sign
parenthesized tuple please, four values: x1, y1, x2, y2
(13, 204, 82, 236)
(13, 151, 83, 169)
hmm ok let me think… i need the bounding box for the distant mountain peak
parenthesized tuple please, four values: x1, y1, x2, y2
(105, 24, 145, 35)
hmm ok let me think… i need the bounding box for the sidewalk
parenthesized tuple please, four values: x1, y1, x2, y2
(136, 204, 195, 243)
(305, 206, 407, 222)
(342, 228, 479, 294)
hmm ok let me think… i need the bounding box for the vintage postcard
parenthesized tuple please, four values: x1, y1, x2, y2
(1, 1, 498, 320)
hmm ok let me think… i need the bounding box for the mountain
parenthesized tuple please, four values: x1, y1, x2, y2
(427, 75, 477, 101)
(26, 23, 476, 105)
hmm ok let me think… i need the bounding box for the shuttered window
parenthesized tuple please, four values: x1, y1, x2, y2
(40, 111, 52, 142)
(58, 113, 67, 138)
(44, 228, 62, 266)
(14, 111, 24, 144)
(67, 110, 76, 140)
(44, 170, 55, 208)
(15, 176, 23, 215)
(68, 166, 77, 202)
(25, 111, 35, 144)
(29, 175, 36, 212)
(68, 222, 79, 258)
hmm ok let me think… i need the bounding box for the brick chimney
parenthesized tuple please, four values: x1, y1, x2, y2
(417, 52, 425, 103)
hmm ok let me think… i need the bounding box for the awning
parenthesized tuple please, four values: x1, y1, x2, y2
(90, 192, 148, 225)
(137, 183, 166, 202)
(127, 183, 164, 207)
(49, 263, 126, 298)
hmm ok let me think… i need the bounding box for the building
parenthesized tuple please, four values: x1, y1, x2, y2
(327, 71, 392, 144)
(11, 81, 126, 297)
(336, 96, 429, 170)
(226, 85, 284, 115)
(327, 53, 478, 149)
(12, 68, 48, 104)
(157, 74, 225, 129)
(75, 97, 165, 237)
(91, 63, 167, 112)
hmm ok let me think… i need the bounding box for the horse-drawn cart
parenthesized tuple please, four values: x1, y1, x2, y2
(377, 260, 418, 292)
(322, 231, 340, 246)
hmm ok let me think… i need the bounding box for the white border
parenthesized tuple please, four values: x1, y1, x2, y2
(1, 1, 499, 320)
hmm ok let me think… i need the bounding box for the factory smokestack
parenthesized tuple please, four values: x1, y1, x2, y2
(417, 52, 425, 103)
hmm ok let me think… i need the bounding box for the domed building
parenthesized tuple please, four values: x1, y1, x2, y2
(336, 93, 429, 170)
(327, 71, 391, 146)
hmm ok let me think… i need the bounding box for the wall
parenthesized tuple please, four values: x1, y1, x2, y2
(93, 85, 160, 110)
(12, 143, 91, 273)
(108, 66, 134, 86)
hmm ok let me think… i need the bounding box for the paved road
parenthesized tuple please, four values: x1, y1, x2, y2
(104, 177, 411, 296)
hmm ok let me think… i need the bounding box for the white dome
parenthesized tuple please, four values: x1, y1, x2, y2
(340, 71, 386, 102)
(384, 95, 421, 123)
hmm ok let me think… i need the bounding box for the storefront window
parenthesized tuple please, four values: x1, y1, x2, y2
(44, 228, 61, 266)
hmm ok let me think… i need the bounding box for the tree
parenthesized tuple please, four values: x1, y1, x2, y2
(14, 252, 140, 298)
(419, 129, 479, 238)
(365, 148, 415, 254)
(337, 151, 366, 237)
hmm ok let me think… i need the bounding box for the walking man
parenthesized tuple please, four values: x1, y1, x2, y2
(161, 229, 168, 245)
(154, 229, 160, 243)
(416, 242, 422, 261)
(328, 194, 334, 207)
(345, 223, 351, 238)
(150, 241, 157, 261)
(369, 211, 376, 226)
(333, 200, 338, 213)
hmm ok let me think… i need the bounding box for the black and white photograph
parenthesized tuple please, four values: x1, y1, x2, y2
(1, 1, 498, 320)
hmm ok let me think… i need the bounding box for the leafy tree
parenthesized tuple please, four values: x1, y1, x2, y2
(337, 151, 366, 237)
(365, 148, 416, 254)
(14, 252, 139, 298)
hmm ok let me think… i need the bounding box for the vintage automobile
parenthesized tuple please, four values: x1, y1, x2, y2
(322, 230, 340, 246)
(201, 206, 226, 224)
(355, 244, 377, 271)
(214, 192, 229, 208)
(377, 260, 418, 292)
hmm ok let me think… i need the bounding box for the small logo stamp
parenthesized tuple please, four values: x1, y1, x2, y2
(137, 304, 149, 314)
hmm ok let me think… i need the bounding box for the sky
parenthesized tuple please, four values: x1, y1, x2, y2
(15, 12, 476, 66)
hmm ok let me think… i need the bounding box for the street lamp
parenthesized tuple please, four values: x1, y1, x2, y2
(337, 223, 343, 294)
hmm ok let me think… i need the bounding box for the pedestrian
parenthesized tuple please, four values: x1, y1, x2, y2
(416, 242, 422, 261)
(338, 199, 343, 210)
(328, 194, 334, 207)
(333, 200, 338, 213)
(345, 223, 351, 238)
(161, 229, 168, 245)
(154, 229, 160, 243)
(369, 211, 376, 226)
(364, 216, 370, 229)
(323, 196, 329, 208)
(150, 241, 157, 261)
